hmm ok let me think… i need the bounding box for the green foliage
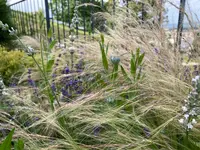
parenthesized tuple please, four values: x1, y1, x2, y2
(99, 35, 145, 83)
(14, 139, 24, 150)
(99, 34, 109, 71)
(130, 48, 145, 81)
(0, 0, 15, 48)
(0, 129, 24, 150)
(0, 49, 38, 85)
(0, 51, 25, 85)
(0, 128, 15, 150)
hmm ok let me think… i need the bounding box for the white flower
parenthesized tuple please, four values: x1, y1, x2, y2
(182, 106, 188, 112)
(2, 23, 9, 31)
(192, 75, 200, 83)
(192, 78, 196, 83)
(119, 0, 127, 7)
(8, 27, 17, 36)
(187, 122, 193, 129)
(184, 114, 189, 119)
(192, 119, 197, 124)
(195, 75, 200, 81)
(69, 35, 76, 42)
(179, 118, 184, 124)
(2, 91, 9, 96)
(189, 110, 196, 116)
(27, 46, 35, 56)
(192, 90, 198, 95)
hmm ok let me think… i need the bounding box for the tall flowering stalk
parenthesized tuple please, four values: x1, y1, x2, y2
(0, 20, 60, 111)
(179, 75, 200, 138)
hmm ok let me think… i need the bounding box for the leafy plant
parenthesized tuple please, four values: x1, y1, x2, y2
(99, 34, 109, 71)
(130, 48, 145, 81)
(0, 51, 25, 85)
(0, 128, 24, 150)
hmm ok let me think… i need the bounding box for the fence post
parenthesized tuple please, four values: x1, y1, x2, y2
(44, 0, 51, 35)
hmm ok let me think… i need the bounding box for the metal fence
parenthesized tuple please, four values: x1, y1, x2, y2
(9, 0, 120, 42)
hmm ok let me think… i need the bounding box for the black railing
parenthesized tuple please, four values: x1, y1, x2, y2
(9, 0, 112, 42)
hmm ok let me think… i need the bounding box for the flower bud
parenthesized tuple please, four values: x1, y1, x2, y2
(27, 46, 36, 56)
(69, 35, 76, 42)
(110, 56, 120, 65)
(69, 46, 76, 54)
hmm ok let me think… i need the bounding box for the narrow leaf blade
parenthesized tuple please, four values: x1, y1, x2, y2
(0, 128, 15, 150)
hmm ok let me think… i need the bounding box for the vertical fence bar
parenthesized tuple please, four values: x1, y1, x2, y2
(55, 0, 61, 43)
(16, 4, 21, 34)
(34, 0, 39, 38)
(67, 0, 71, 29)
(50, 0, 55, 38)
(113, 0, 115, 15)
(75, 0, 78, 38)
(41, 0, 47, 36)
(101, 0, 104, 8)
(141, 3, 144, 22)
(19, 3, 25, 34)
(91, 0, 94, 39)
(24, 1, 29, 35)
(83, 0, 86, 39)
(11, 6, 16, 30)
(61, 0, 65, 39)
(21, 2, 26, 34)
(28, 1, 32, 36)
(37, 0, 40, 32)
(29, 0, 35, 37)
(44, 0, 51, 37)
(20, 2, 24, 34)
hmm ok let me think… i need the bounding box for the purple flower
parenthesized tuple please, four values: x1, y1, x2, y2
(69, 80, 74, 86)
(28, 68, 31, 74)
(144, 127, 151, 138)
(51, 83, 56, 92)
(75, 60, 84, 72)
(33, 88, 39, 97)
(62, 66, 70, 74)
(28, 79, 35, 87)
(61, 87, 69, 96)
(9, 83, 16, 87)
(93, 126, 101, 136)
(52, 74, 56, 78)
(76, 89, 83, 94)
(33, 117, 40, 122)
(154, 48, 159, 54)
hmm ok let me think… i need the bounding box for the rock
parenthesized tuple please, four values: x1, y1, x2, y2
(19, 36, 40, 50)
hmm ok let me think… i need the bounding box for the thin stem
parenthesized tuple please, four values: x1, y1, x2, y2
(14, 34, 61, 109)
(31, 56, 61, 108)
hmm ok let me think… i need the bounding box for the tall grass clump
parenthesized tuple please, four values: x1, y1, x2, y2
(0, 3, 200, 150)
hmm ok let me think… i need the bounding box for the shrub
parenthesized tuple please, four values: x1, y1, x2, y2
(0, 50, 33, 85)
(0, 0, 15, 48)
